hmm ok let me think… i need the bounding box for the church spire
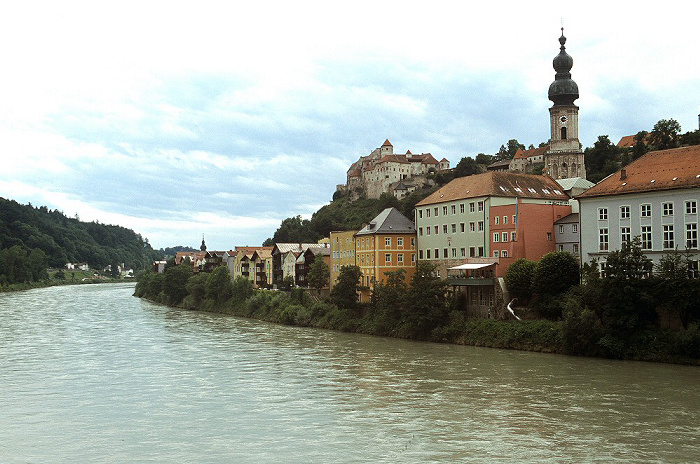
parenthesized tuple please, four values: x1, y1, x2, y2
(200, 234, 207, 252)
(548, 28, 579, 106)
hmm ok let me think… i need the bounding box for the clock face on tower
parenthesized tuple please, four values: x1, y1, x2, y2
(560, 115, 568, 124)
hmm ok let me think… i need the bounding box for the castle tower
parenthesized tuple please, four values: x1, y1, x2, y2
(545, 29, 586, 179)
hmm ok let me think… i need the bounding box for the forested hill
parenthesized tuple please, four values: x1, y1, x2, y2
(0, 197, 159, 270)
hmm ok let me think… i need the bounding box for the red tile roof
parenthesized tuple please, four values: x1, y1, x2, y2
(617, 135, 636, 148)
(577, 145, 700, 198)
(513, 146, 548, 160)
(416, 171, 569, 206)
(382, 139, 392, 147)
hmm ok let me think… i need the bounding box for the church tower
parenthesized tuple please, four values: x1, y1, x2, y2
(545, 29, 586, 179)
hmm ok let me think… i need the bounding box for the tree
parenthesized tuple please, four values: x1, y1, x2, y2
(632, 131, 649, 160)
(329, 265, 362, 311)
(649, 118, 681, 150)
(532, 251, 580, 297)
(496, 139, 525, 161)
(584, 135, 621, 183)
(163, 263, 193, 306)
(403, 262, 448, 338)
(604, 236, 653, 280)
(306, 257, 330, 293)
(231, 276, 254, 302)
(370, 269, 407, 335)
(504, 258, 536, 303)
(205, 265, 234, 303)
(453, 156, 479, 178)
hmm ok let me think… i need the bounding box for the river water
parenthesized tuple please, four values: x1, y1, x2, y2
(0, 284, 698, 463)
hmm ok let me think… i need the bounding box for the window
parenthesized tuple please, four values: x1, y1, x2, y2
(469, 202, 475, 213)
(385, 253, 391, 263)
(493, 233, 500, 242)
(598, 208, 608, 220)
(641, 204, 652, 218)
(469, 247, 476, 258)
(411, 253, 415, 263)
(426, 208, 431, 218)
(599, 228, 609, 251)
(426, 227, 431, 236)
(689, 260, 699, 279)
(663, 202, 674, 216)
(451, 205, 456, 215)
(460, 204, 465, 214)
(641, 226, 652, 249)
(469, 222, 475, 232)
(434, 207, 439, 216)
(501, 250, 508, 258)
(418, 210, 423, 219)
(547, 232, 552, 241)
(451, 224, 457, 233)
(620, 205, 630, 219)
(502, 232, 508, 242)
(511, 232, 517, 241)
(443, 206, 448, 216)
(621, 227, 631, 244)
(512, 215, 517, 224)
(558, 245, 564, 252)
(385, 237, 391, 247)
(493, 250, 499, 257)
(572, 224, 578, 233)
(478, 201, 484, 212)
(478, 221, 484, 231)
(495, 216, 499, 225)
(460, 223, 465, 233)
(419, 227, 423, 236)
(426, 249, 431, 259)
(451, 248, 457, 258)
(397, 237, 404, 247)
(398, 254, 404, 263)
(443, 224, 448, 234)
(503, 216, 508, 224)
(443, 248, 448, 258)
(434, 249, 439, 259)
(478, 246, 484, 257)
(434, 226, 439, 235)
(663, 225, 675, 249)
(411, 237, 415, 247)
(686, 200, 697, 215)
(573, 244, 579, 253)
(687, 223, 698, 248)
(419, 250, 424, 260)
(461, 248, 466, 258)
(559, 225, 564, 234)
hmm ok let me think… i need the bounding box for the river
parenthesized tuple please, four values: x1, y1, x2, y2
(0, 283, 698, 463)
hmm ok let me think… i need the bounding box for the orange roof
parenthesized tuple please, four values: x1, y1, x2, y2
(577, 145, 700, 199)
(513, 146, 548, 160)
(617, 135, 636, 148)
(377, 154, 409, 164)
(416, 171, 569, 206)
(381, 139, 393, 147)
(420, 154, 439, 165)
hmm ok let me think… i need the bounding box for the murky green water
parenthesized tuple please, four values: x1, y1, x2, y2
(1, 284, 698, 463)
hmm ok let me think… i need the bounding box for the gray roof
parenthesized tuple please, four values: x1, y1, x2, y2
(355, 207, 415, 236)
(274, 243, 326, 254)
(555, 177, 594, 192)
(554, 213, 579, 224)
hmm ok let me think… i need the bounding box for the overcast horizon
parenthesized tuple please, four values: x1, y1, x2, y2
(3, 1, 699, 250)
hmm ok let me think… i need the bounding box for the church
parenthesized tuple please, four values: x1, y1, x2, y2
(490, 29, 587, 180)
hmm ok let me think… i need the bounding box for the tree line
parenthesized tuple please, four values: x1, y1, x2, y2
(0, 197, 160, 284)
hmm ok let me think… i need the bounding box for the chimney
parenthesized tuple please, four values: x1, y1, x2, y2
(620, 169, 627, 181)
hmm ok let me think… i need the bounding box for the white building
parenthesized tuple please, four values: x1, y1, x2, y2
(577, 145, 700, 274)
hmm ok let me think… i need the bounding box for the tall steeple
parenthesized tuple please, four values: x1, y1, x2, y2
(545, 28, 586, 180)
(200, 234, 207, 252)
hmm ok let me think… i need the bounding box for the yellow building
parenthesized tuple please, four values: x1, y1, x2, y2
(354, 207, 417, 295)
(329, 230, 357, 289)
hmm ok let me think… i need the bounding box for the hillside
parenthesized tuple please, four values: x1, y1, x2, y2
(0, 197, 159, 272)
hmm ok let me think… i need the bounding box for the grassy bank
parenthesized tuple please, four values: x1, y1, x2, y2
(135, 270, 700, 365)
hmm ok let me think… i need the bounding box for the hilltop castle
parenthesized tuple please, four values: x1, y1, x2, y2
(337, 139, 450, 200)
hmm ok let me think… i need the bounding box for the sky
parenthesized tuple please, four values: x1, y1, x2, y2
(2, 1, 699, 251)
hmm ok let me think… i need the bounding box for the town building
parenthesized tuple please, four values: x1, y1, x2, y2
(554, 213, 580, 259)
(295, 246, 331, 287)
(338, 139, 450, 200)
(271, 243, 329, 287)
(329, 230, 357, 289)
(576, 145, 700, 274)
(251, 248, 274, 288)
(354, 207, 417, 298)
(414, 171, 571, 278)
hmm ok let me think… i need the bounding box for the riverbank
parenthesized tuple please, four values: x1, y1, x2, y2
(135, 275, 700, 366)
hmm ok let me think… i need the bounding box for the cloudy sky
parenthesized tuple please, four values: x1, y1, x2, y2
(2, 1, 698, 250)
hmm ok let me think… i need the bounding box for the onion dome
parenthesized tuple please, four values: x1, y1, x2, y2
(548, 28, 579, 106)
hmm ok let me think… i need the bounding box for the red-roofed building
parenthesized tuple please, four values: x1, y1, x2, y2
(577, 145, 700, 274)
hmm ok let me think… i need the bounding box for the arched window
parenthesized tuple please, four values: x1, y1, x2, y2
(561, 127, 567, 140)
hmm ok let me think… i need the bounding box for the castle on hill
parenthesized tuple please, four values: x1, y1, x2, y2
(337, 139, 450, 200)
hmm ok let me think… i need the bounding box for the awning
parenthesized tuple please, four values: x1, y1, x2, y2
(448, 263, 494, 270)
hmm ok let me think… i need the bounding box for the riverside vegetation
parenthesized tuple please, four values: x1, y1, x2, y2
(136, 249, 700, 365)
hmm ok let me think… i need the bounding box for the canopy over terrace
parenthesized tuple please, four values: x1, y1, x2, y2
(447, 259, 498, 282)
